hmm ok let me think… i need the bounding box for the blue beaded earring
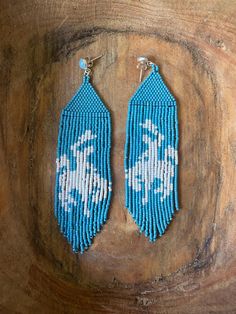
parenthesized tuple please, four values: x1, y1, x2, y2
(124, 56, 179, 242)
(55, 55, 112, 253)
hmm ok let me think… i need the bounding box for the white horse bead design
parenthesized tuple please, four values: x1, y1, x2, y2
(125, 119, 178, 205)
(56, 130, 111, 217)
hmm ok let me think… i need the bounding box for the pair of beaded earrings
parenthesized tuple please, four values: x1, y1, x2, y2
(55, 55, 179, 253)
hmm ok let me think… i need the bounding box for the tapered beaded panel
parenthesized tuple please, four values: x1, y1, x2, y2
(124, 63, 179, 242)
(55, 75, 112, 253)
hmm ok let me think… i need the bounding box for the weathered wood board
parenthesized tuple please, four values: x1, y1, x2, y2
(0, 0, 236, 313)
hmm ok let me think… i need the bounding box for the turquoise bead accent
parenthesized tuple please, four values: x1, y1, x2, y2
(79, 58, 87, 70)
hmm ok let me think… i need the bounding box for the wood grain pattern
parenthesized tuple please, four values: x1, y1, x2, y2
(0, 1, 236, 313)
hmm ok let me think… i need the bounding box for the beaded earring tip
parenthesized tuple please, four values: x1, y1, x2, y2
(54, 55, 112, 253)
(124, 56, 179, 242)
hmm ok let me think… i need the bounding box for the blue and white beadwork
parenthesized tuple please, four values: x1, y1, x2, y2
(124, 63, 179, 242)
(55, 74, 112, 253)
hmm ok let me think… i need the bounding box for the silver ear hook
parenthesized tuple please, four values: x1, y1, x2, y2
(137, 56, 153, 82)
(79, 54, 103, 75)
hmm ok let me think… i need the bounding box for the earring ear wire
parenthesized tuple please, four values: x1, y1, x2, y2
(137, 56, 153, 82)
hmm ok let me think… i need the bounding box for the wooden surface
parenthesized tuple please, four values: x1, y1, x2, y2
(0, 1, 236, 313)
